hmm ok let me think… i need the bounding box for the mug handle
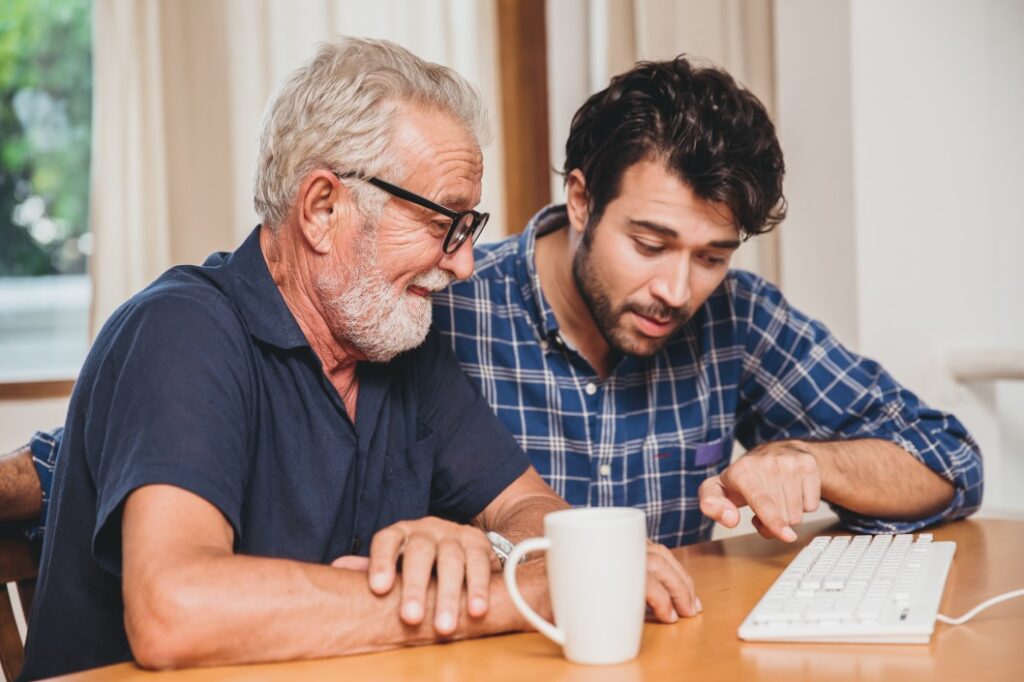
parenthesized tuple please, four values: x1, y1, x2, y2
(503, 537, 564, 645)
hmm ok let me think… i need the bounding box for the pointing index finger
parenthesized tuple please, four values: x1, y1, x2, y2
(748, 493, 797, 542)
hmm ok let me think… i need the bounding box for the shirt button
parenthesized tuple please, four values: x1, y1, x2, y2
(599, 464, 611, 477)
(585, 382, 598, 395)
(351, 537, 361, 554)
(540, 339, 550, 351)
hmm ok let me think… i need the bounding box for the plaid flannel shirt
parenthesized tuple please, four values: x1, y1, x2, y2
(432, 205, 983, 546)
(25, 427, 61, 543)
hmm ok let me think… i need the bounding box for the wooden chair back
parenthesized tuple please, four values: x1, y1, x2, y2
(0, 529, 37, 682)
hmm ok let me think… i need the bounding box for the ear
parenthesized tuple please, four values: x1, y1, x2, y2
(296, 170, 354, 255)
(565, 169, 590, 238)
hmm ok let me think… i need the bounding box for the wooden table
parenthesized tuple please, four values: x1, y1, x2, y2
(50, 518, 1024, 681)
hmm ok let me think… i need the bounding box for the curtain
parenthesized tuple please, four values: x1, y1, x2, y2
(89, 0, 503, 335)
(89, 0, 173, 333)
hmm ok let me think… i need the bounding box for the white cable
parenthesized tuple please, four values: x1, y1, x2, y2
(936, 588, 1024, 625)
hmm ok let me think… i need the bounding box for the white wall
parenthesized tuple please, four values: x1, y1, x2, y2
(0, 397, 69, 454)
(776, 0, 1024, 515)
(773, 0, 858, 346)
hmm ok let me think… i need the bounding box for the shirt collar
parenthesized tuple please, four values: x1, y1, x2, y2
(516, 204, 570, 340)
(214, 226, 311, 350)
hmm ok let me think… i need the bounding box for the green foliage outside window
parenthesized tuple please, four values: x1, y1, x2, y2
(0, 0, 92, 276)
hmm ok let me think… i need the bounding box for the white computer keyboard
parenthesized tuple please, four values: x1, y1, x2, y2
(738, 533, 956, 644)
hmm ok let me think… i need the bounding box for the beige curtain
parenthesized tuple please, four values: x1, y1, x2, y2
(89, 0, 504, 335)
(90, 0, 173, 333)
(546, 0, 779, 283)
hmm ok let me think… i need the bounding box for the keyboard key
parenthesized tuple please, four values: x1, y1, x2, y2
(800, 577, 823, 590)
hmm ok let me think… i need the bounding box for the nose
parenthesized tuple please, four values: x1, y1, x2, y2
(440, 238, 475, 281)
(650, 257, 691, 309)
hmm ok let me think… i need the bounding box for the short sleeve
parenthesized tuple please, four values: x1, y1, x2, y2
(85, 290, 253, 574)
(413, 328, 530, 523)
(731, 272, 983, 532)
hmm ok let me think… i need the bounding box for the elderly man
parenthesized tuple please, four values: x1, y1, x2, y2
(432, 56, 982, 547)
(16, 39, 695, 680)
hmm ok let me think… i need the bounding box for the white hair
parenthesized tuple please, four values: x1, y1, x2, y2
(253, 37, 491, 228)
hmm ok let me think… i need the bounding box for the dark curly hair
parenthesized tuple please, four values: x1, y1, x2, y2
(563, 55, 786, 237)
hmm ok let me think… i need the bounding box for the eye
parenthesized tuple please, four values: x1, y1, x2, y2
(429, 220, 449, 237)
(633, 239, 665, 256)
(698, 253, 728, 268)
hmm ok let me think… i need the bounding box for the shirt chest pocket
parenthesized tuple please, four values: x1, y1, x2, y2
(640, 435, 733, 506)
(380, 433, 437, 526)
(647, 435, 732, 472)
(641, 435, 733, 543)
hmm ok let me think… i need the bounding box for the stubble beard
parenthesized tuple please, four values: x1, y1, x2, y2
(571, 232, 690, 358)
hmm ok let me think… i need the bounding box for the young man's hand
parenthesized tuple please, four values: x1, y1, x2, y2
(698, 441, 821, 542)
(645, 540, 702, 621)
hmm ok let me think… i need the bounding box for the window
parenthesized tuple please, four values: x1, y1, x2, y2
(0, 0, 92, 382)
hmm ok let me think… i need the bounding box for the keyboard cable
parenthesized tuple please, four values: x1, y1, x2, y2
(935, 588, 1024, 625)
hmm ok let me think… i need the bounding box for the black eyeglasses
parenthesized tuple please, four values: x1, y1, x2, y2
(336, 172, 489, 254)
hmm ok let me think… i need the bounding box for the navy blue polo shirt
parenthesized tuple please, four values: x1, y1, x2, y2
(20, 227, 529, 680)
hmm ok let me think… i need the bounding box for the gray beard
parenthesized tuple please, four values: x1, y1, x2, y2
(316, 226, 452, 363)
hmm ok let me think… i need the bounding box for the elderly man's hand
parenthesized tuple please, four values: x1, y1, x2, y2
(332, 516, 494, 635)
(698, 441, 821, 542)
(645, 541, 701, 621)
(333, 519, 701, 631)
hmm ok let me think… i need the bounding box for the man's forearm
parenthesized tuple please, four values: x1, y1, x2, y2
(484, 494, 568, 545)
(473, 468, 569, 545)
(797, 438, 955, 520)
(0, 446, 43, 522)
(127, 551, 550, 670)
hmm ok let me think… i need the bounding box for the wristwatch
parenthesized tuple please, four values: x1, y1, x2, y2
(486, 531, 524, 567)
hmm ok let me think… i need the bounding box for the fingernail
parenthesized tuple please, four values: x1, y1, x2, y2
(723, 509, 738, 526)
(669, 609, 679, 623)
(695, 597, 703, 613)
(781, 527, 798, 542)
(471, 597, 487, 615)
(403, 600, 423, 622)
(370, 573, 389, 591)
(436, 611, 454, 633)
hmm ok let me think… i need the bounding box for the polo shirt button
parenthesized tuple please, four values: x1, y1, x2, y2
(585, 382, 597, 395)
(599, 464, 611, 477)
(540, 339, 550, 351)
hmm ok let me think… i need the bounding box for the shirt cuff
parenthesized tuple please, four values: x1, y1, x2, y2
(25, 428, 62, 544)
(828, 431, 978, 534)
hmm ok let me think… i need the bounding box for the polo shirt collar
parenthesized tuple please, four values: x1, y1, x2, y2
(218, 226, 311, 350)
(515, 204, 569, 341)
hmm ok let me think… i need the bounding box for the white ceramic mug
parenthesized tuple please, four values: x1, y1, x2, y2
(503, 507, 647, 665)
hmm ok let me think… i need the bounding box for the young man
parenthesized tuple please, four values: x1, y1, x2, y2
(432, 56, 982, 548)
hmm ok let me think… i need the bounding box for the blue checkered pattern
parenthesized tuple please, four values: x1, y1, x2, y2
(433, 205, 983, 546)
(26, 427, 61, 543)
